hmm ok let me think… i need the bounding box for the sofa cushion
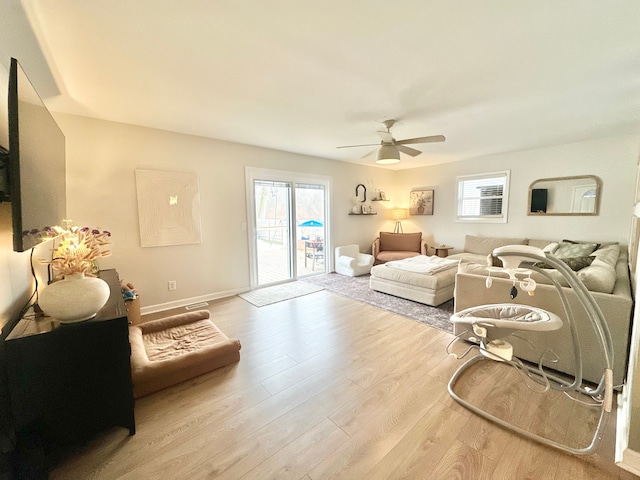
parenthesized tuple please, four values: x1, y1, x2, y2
(448, 252, 489, 265)
(457, 253, 618, 294)
(376, 250, 421, 263)
(379, 232, 422, 253)
(591, 244, 620, 268)
(577, 264, 617, 294)
(463, 235, 528, 255)
(528, 239, 558, 250)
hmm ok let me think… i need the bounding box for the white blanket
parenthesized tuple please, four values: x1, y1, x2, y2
(385, 255, 459, 275)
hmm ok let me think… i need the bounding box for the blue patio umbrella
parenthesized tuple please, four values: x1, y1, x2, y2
(298, 219, 323, 227)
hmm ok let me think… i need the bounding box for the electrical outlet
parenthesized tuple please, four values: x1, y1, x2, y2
(168, 280, 177, 291)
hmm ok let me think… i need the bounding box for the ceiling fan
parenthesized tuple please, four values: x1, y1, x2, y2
(337, 119, 445, 164)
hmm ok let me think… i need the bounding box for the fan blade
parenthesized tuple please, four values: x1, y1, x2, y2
(396, 135, 446, 145)
(376, 131, 394, 143)
(337, 143, 380, 149)
(361, 148, 377, 159)
(396, 145, 422, 157)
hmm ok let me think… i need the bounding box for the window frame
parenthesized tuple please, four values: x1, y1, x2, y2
(455, 170, 511, 223)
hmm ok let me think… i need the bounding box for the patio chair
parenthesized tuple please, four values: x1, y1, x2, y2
(304, 240, 324, 270)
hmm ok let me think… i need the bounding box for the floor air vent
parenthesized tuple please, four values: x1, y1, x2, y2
(185, 302, 209, 310)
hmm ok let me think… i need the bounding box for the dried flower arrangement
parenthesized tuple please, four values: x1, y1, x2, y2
(45, 225, 112, 280)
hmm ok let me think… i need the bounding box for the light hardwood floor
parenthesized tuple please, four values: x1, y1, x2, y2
(51, 290, 639, 479)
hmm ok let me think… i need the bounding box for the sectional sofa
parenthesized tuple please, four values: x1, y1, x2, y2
(451, 235, 633, 386)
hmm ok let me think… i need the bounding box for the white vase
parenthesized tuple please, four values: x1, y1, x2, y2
(39, 273, 110, 323)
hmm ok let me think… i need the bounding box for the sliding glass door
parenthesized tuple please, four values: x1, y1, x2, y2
(246, 168, 331, 289)
(253, 180, 293, 285)
(295, 183, 326, 278)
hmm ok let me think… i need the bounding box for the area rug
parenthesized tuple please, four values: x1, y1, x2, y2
(302, 273, 454, 332)
(239, 282, 324, 307)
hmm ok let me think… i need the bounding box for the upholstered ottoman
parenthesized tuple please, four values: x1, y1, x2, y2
(369, 261, 457, 307)
(129, 310, 241, 398)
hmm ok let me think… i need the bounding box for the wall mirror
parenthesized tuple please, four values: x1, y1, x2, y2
(528, 175, 601, 216)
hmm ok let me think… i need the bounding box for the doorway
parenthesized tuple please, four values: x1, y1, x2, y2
(246, 168, 331, 289)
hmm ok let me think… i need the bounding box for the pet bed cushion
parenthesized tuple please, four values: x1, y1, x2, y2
(129, 310, 241, 398)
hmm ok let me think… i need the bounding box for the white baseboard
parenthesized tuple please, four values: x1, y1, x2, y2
(140, 287, 249, 315)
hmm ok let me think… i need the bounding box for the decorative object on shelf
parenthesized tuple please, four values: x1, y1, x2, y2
(361, 205, 369, 214)
(372, 189, 388, 201)
(350, 184, 368, 214)
(390, 208, 408, 233)
(38, 273, 111, 323)
(350, 194, 361, 214)
(39, 222, 113, 322)
(410, 189, 434, 215)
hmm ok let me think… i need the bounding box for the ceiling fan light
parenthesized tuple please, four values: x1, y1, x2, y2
(376, 145, 400, 164)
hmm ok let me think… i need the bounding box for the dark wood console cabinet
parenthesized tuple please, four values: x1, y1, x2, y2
(3, 269, 135, 478)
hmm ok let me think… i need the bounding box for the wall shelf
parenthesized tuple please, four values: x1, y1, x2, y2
(348, 212, 377, 215)
(371, 199, 389, 202)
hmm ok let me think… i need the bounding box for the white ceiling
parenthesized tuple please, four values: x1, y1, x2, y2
(16, 0, 640, 169)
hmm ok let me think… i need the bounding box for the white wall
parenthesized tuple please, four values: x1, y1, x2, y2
(393, 134, 640, 251)
(51, 113, 397, 311)
(2, 114, 638, 321)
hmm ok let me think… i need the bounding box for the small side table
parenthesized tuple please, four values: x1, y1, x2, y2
(434, 245, 453, 258)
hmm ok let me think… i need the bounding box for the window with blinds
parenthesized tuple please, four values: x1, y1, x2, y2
(456, 171, 510, 223)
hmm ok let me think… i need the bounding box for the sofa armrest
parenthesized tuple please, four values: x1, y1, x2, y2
(372, 237, 380, 258)
(138, 310, 211, 333)
(357, 253, 375, 266)
(337, 255, 356, 270)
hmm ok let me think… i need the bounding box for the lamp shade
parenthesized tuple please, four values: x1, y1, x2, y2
(390, 208, 407, 220)
(376, 145, 400, 165)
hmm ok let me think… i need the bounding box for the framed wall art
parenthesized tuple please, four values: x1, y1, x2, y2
(410, 189, 434, 215)
(135, 169, 202, 247)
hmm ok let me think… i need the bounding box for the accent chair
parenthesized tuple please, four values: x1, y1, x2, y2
(335, 244, 374, 277)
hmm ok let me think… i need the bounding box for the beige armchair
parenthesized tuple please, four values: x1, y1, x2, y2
(372, 232, 427, 265)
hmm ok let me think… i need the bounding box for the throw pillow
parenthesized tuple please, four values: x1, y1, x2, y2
(533, 255, 595, 271)
(554, 242, 599, 258)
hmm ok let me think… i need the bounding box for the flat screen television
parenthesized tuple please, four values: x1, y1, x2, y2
(7, 57, 66, 252)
